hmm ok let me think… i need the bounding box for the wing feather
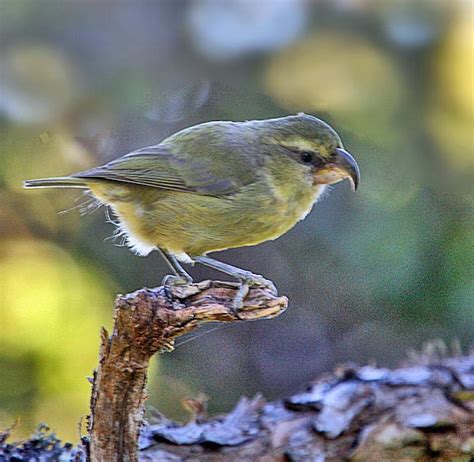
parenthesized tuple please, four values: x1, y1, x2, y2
(72, 132, 258, 196)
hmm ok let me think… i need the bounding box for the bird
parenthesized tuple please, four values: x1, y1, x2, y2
(25, 113, 359, 309)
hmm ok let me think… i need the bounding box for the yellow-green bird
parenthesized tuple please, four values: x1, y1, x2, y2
(25, 114, 359, 309)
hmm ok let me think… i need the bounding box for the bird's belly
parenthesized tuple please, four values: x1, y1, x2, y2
(150, 187, 322, 256)
(91, 182, 323, 257)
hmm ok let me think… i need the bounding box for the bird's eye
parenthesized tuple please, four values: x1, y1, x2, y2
(300, 152, 313, 164)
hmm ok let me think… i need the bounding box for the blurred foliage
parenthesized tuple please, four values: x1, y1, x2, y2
(0, 0, 472, 443)
(264, 30, 405, 141)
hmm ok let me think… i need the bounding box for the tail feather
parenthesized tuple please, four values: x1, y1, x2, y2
(23, 177, 88, 189)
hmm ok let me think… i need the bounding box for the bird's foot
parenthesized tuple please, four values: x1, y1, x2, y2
(232, 273, 277, 319)
(162, 274, 193, 299)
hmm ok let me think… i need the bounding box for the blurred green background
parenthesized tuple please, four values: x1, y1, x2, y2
(0, 0, 472, 442)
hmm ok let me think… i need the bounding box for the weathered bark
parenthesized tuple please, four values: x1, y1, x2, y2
(1, 358, 472, 461)
(87, 280, 288, 462)
(140, 356, 473, 461)
(0, 280, 472, 462)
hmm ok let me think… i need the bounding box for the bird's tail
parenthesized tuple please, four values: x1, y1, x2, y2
(23, 177, 88, 189)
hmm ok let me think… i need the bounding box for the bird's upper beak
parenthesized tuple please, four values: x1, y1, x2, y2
(313, 148, 360, 191)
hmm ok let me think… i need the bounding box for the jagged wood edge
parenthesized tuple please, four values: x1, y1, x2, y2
(87, 280, 288, 462)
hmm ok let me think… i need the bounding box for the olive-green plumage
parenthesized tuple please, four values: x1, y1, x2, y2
(24, 114, 359, 264)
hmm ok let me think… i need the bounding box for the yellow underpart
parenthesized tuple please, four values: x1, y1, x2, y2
(87, 178, 325, 257)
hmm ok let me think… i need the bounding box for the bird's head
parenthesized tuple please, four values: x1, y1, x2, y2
(258, 113, 360, 191)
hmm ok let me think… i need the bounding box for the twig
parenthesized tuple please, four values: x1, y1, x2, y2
(87, 280, 287, 462)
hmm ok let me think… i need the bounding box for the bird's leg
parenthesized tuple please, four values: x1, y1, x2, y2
(193, 256, 276, 317)
(157, 248, 193, 297)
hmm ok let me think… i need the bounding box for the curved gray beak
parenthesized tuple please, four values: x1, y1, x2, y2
(333, 148, 360, 191)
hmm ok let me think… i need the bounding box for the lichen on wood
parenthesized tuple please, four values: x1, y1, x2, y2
(141, 356, 474, 461)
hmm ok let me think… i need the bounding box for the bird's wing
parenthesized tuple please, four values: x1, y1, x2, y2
(72, 142, 258, 196)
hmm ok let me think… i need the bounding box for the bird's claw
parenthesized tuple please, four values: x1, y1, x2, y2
(231, 283, 249, 320)
(231, 273, 277, 319)
(240, 272, 277, 293)
(162, 274, 193, 299)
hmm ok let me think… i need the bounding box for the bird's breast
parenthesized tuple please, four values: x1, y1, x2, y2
(88, 178, 326, 257)
(265, 173, 326, 225)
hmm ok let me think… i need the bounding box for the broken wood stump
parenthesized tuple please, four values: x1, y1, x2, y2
(87, 280, 288, 462)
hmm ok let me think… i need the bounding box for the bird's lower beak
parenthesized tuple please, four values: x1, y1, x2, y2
(313, 148, 360, 191)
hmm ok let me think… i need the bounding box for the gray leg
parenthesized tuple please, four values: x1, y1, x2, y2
(157, 248, 193, 285)
(194, 256, 276, 315)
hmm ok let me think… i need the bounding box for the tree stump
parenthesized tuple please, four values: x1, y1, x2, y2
(87, 280, 288, 462)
